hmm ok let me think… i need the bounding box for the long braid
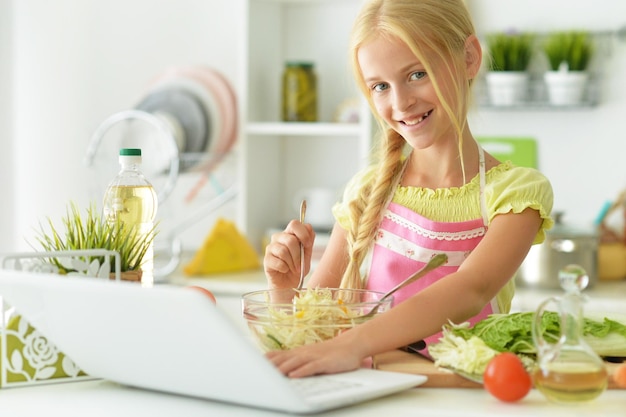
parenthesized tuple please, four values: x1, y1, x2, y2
(340, 128, 406, 289)
(340, 0, 476, 289)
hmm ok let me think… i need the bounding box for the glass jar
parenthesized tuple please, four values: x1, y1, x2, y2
(282, 62, 317, 122)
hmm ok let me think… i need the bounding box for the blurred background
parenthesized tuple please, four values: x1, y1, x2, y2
(1, 0, 625, 261)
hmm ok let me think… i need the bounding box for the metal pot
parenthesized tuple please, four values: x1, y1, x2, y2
(516, 213, 599, 289)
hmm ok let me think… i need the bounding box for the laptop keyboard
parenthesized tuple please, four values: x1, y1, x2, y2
(290, 376, 363, 397)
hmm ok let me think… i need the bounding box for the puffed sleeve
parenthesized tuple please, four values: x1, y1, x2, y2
(486, 166, 554, 244)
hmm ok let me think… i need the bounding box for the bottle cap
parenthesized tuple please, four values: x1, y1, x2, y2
(119, 148, 142, 165)
(120, 148, 141, 156)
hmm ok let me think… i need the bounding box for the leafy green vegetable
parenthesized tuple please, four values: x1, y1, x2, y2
(583, 313, 626, 356)
(430, 311, 626, 379)
(444, 311, 626, 357)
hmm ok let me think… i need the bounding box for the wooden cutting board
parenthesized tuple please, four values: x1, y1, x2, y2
(373, 349, 624, 389)
(373, 350, 482, 388)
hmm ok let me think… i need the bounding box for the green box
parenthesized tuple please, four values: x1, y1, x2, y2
(477, 137, 537, 169)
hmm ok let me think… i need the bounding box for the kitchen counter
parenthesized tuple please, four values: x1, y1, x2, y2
(0, 270, 623, 416)
(0, 377, 623, 417)
(511, 280, 626, 314)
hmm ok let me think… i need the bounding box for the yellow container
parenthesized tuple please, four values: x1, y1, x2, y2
(598, 243, 626, 281)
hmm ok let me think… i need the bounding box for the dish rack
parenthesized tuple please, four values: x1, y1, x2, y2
(83, 66, 239, 281)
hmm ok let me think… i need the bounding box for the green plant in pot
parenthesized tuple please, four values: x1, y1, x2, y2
(542, 30, 594, 105)
(32, 201, 158, 282)
(484, 32, 536, 106)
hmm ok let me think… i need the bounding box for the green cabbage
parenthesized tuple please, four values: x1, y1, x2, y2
(429, 311, 626, 378)
(445, 311, 626, 357)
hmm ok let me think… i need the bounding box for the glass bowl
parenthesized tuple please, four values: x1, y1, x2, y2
(241, 287, 392, 352)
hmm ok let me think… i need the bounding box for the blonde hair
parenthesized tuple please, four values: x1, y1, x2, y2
(340, 0, 477, 289)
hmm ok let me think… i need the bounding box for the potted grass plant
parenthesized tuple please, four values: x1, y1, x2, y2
(484, 32, 536, 106)
(542, 30, 594, 106)
(31, 201, 157, 282)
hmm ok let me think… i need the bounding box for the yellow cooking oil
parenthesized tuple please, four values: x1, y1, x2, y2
(533, 361, 608, 403)
(103, 185, 157, 227)
(103, 184, 157, 280)
(103, 148, 158, 285)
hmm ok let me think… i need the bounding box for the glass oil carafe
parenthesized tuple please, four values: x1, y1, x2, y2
(532, 264, 608, 403)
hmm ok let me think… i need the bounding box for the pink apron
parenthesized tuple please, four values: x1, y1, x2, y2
(365, 147, 498, 357)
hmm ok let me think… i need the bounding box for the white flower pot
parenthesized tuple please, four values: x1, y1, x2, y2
(544, 71, 588, 106)
(485, 71, 529, 106)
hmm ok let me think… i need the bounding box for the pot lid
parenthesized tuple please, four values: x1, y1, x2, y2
(549, 212, 598, 238)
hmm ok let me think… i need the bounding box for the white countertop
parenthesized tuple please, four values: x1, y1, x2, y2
(0, 377, 624, 417)
(1, 269, 625, 416)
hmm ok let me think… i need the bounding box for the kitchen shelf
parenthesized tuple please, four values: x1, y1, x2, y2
(239, 0, 372, 250)
(478, 100, 599, 111)
(475, 29, 613, 111)
(475, 75, 601, 111)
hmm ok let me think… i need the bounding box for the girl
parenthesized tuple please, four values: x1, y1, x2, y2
(263, 0, 553, 377)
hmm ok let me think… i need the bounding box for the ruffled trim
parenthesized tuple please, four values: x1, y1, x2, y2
(394, 161, 514, 200)
(492, 200, 555, 244)
(334, 161, 553, 245)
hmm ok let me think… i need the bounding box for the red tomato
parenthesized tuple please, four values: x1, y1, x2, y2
(483, 352, 532, 402)
(186, 285, 217, 304)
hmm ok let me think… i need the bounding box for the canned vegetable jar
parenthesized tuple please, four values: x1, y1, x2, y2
(282, 62, 317, 122)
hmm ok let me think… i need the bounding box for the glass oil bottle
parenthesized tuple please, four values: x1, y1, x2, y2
(532, 264, 608, 403)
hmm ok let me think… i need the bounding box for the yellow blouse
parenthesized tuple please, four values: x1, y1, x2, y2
(332, 161, 554, 313)
(334, 161, 554, 241)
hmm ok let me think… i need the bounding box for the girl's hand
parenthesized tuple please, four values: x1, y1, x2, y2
(264, 220, 315, 289)
(266, 334, 364, 378)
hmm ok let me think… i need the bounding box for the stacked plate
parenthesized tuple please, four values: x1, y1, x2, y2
(140, 66, 238, 202)
(138, 66, 238, 171)
(85, 66, 238, 204)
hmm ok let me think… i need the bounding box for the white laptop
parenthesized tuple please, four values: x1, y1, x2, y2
(0, 270, 426, 414)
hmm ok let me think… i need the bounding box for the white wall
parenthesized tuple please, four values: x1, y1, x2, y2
(1, 0, 625, 253)
(0, 0, 14, 253)
(469, 0, 626, 227)
(1, 0, 243, 253)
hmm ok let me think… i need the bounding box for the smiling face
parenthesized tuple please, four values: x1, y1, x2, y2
(357, 35, 456, 150)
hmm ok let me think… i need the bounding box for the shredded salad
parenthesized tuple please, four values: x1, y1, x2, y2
(429, 324, 498, 376)
(251, 288, 372, 351)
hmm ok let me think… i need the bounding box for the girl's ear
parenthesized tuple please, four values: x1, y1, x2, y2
(464, 34, 482, 80)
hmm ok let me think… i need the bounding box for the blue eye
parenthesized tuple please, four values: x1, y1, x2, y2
(372, 82, 389, 92)
(410, 71, 427, 81)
